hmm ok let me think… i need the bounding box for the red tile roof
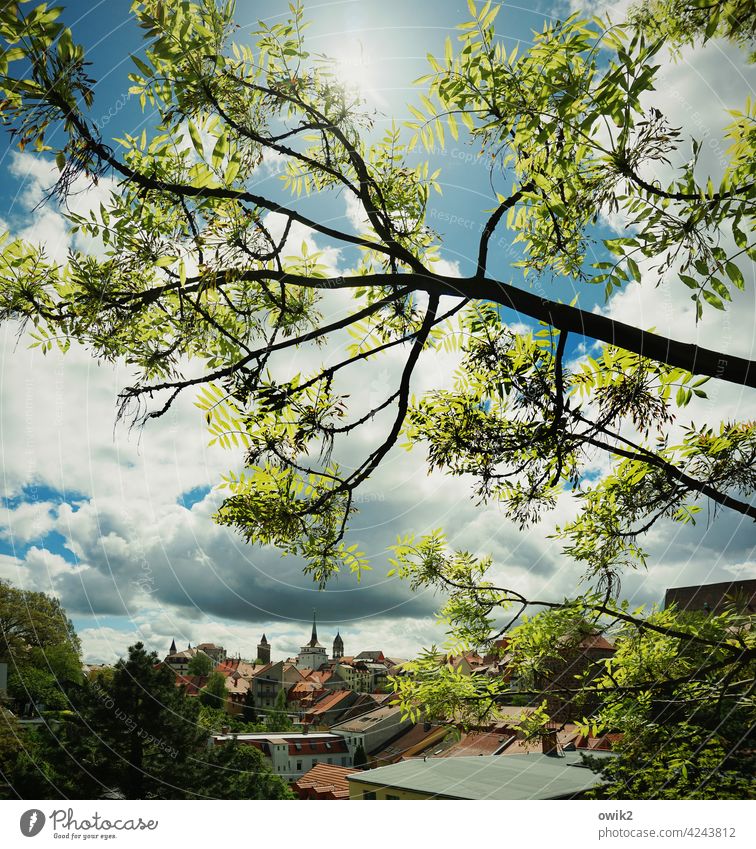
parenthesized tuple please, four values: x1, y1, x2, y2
(439, 730, 514, 758)
(306, 689, 354, 716)
(578, 634, 615, 652)
(293, 763, 358, 799)
(286, 737, 349, 756)
(174, 674, 206, 696)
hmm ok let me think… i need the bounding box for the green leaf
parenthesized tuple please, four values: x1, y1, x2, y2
(725, 262, 744, 290)
(188, 121, 204, 159)
(211, 134, 228, 166)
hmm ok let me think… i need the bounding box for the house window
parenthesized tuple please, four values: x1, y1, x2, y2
(296, 760, 302, 771)
(363, 791, 376, 800)
(327, 757, 332, 764)
(341, 756, 347, 766)
(386, 795, 400, 800)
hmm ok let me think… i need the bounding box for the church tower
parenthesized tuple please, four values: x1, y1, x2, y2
(257, 633, 271, 664)
(333, 631, 344, 660)
(296, 610, 328, 670)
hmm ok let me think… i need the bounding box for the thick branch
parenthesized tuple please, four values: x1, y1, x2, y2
(226, 270, 756, 388)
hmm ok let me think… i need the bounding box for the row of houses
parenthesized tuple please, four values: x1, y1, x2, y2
(209, 700, 619, 799)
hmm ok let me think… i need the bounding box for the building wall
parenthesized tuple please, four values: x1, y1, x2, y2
(336, 712, 413, 756)
(234, 738, 353, 782)
(297, 646, 328, 670)
(253, 661, 284, 712)
(348, 780, 439, 800)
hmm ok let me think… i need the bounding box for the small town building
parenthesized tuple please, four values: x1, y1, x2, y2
(196, 643, 227, 664)
(664, 579, 756, 615)
(212, 732, 352, 781)
(331, 704, 412, 756)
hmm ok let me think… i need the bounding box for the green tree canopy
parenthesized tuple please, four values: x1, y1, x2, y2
(2, 642, 291, 799)
(0, 580, 81, 668)
(187, 651, 214, 677)
(0, 580, 82, 714)
(199, 669, 228, 710)
(241, 687, 257, 724)
(265, 687, 292, 732)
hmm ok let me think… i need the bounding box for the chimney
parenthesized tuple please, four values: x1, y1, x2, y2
(542, 729, 559, 756)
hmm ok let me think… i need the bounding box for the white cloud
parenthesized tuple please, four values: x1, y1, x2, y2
(0, 500, 57, 544)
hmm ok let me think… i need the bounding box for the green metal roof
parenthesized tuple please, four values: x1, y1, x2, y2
(347, 752, 611, 800)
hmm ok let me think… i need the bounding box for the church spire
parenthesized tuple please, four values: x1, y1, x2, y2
(309, 609, 318, 646)
(169, 638, 177, 655)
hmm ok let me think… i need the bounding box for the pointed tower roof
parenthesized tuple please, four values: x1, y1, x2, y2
(169, 638, 177, 654)
(307, 610, 323, 648)
(259, 633, 269, 645)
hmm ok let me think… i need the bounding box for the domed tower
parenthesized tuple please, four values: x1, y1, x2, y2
(256, 633, 271, 664)
(333, 631, 344, 660)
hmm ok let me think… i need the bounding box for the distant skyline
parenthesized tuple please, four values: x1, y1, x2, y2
(1, 0, 754, 663)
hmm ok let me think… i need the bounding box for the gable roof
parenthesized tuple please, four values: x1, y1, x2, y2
(331, 704, 403, 733)
(306, 689, 355, 716)
(439, 730, 515, 758)
(293, 763, 359, 799)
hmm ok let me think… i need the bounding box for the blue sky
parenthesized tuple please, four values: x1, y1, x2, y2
(0, 0, 754, 663)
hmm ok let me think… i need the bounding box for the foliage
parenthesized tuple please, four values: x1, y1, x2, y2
(581, 605, 756, 799)
(0, 0, 751, 586)
(7, 666, 69, 711)
(187, 651, 214, 676)
(353, 741, 368, 768)
(0, 580, 81, 670)
(242, 687, 257, 724)
(265, 687, 292, 732)
(194, 740, 293, 799)
(0, 707, 23, 789)
(1, 642, 290, 799)
(199, 670, 228, 709)
(0, 580, 82, 716)
(387, 532, 755, 798)
(198, 703, 265, 734)
(630, 0, 756, 58)
(585, 720, 756, 800)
